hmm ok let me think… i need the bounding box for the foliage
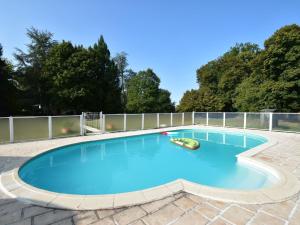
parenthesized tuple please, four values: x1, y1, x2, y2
(235, 24, 300, 112)
(178, 24, 300, 112)
(44, 36, 122, 114)
(126, 69, 174, 112)
(2, 27, 173, 115)
(44, 41, 92, 113)
(2, 24, 299, 115)
(157, 89, 175, 112)
(89, 36, 122, 113)
(0, 44, 17, 116)
(7, 30, 126, 114)
(176, 89, 201, 112)
(14, 27, 57, 114)
(113, 52, 128, 111)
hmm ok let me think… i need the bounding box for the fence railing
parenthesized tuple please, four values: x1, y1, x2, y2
(100, 112, 300, 134)
(0, 112, 299, 144)
(194, 112, 300, 133)
(0, 115, 84, 143)
(102, 113, 193, 133)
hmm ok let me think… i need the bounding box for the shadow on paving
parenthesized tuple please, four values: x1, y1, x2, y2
(0, 156, 30, 173)
(0, 196, 78, 225)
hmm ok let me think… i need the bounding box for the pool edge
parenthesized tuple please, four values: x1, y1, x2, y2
(1, 125, 300, 210)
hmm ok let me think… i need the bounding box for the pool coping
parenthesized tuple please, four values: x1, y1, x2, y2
(0, 125, 300, 210)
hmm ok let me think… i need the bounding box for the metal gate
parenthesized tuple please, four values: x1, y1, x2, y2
(83, 112, 103, 134)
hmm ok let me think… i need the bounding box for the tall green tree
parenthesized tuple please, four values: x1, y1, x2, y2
(126, 69, 174, 113)
(113, 52, 128, 111)
(44, 41, 91, 113)
(157, 89, 175, 112)
(235, 24, 300, 111)
(91, 36, 122, 113)
(0, 44, 17, 116)
(44, 36, 122, 113)
(195, 43, 260, 111)
(178, 24, 300, 112)
(14, 27, 56, 114)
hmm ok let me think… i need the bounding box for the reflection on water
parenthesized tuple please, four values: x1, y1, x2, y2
(174, 130, 251, 149)
(20, 129, 273, 195)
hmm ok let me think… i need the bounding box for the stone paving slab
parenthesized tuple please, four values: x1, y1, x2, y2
(0, 127, 300, 224)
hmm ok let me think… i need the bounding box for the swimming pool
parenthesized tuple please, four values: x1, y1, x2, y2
(19, 129, 277, 195)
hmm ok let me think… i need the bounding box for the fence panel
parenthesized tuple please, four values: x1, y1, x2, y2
(159, 113, 171, 127)
(52, 116, 81, 138)
(0, 118, 10, 143)
(126, 114, 142, 131)
(194, 112, 206, 125)
(208, 112, 223, 126)
(144, 113, 157, 129)
(272, 113, 300, 132)
(225, 112, 244, 128)
(104, 114, 124, 132)
(246, 113, 270, 130)
(14, 117, 49, 142)
(184, 112, 193, 125)
(1, 111, 300, 144)
(172, 113, 182, 126)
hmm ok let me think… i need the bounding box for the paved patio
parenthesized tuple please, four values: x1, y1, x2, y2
(0, 127, 300, 225)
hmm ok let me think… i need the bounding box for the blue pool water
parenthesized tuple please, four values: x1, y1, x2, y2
(19, 129, 276, 195)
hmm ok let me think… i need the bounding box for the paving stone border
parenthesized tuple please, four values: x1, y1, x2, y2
(0, 126, 300, 224)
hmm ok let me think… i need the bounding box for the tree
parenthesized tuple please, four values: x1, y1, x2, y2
(233, 76, 261, 111)
(179, 24, 300, 112)
(177, 88, 223, 112)
(126, 69, 174, 112)
(176, 89, 201, 112)
(14, 27, 56, 114)
(0, 44, 17, 116)
(113, 52, 128, 111)
(44, 41, 92, 113)
(235, 24, 300, 112)
(194, 43, 260, 111)
(178, 43, 260, 112)
(44, 36, 122, 114)
(157, 89, 175, 112)
(91, 36, 122, 113)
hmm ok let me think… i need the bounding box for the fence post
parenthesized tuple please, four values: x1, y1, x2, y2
(182, 113, 184, 126)
(157, 113, 159, 128)
(192, 111, 195, 125)
(244, 112, 247, 129)
(80, 113, 84, 136)
(124, 114, 127, 131)
(206, 112, 209, 126)
(170, 112, 173, 127)
(99, 111, 102, 130)
(142, 113, 144, 130)
(48, 116, 52, 139)
(102, 114, 106, 132)
(269, 112, 273, 131)
(223, 112, 226, 127)
(9, 116, 14, 143)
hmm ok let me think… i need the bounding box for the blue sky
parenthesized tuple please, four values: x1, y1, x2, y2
(1, 0, 299, 104)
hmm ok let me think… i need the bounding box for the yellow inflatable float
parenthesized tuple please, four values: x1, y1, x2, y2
(170, 138, 200, 150)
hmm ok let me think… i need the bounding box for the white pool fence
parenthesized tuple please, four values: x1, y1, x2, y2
(0, 112, 299, 143)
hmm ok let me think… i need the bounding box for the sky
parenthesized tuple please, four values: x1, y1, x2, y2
(0, 0, 299, 104)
